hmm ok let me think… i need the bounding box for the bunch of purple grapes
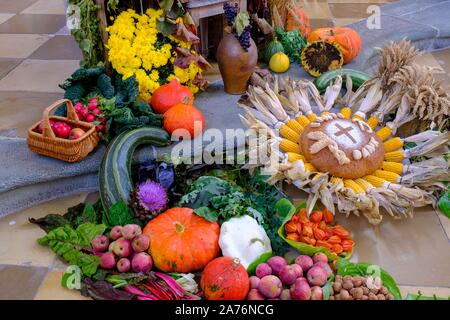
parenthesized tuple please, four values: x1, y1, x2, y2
(238, 25, 252, 51)
(223, 2, 238, 26)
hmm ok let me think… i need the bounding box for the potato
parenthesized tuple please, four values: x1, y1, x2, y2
(370, 287, 379, 294)
(377, 294, 386, 300)
(352, 287, 364, 299)
(340, 289, 350, 300)
(362, 287, 369, 295)
(335, 275, 342, 282)
(343, 280, 354, 290)
(380, 287, 389, 295)
(329, 287, 334, 296)
(329, 295, 335, 300)
(353, 277, 363, 287)
(386, 294, 394, 300)
(343, 275, 353, 282)
(334, 293, 341, 300)
(361, 295, 369, 300)
(332, 281, 342, 292)
(368, 292, 378, 300)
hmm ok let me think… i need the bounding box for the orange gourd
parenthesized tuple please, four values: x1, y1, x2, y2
(307, 27, 362, 64)
(286, 4, 311, 37)
(200, 257, 249, 300)
(143, 207, 219, 273)
(150, 79, 193, 114)
(163, 99, 205, 138)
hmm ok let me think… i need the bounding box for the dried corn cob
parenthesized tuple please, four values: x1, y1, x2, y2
(330, 176, 343, 185)
(384, 150, 405, 162)
(287, 152, 305, 162)
(383, 137, 404, 152)
(339, 107, 352, 119)
(286, 119, 304, 133)
(279, 124, 300, 142)
(366, 116, 379, 129)
(354, 178, 373, 191)
(280, 139, 300, 153)
(307, 113, 317, 122)
(296, 114, 310, 127)
(381, 161, 404, 175)
(304, 163, 317, 172)
(363, 175, 386, 188)
(344, 179, 365, 194)
(374, 169, 400, 183)
(376, 127, 391, 141)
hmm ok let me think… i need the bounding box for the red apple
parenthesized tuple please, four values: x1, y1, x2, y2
(69, 128, 85, 140)
(53, 122, 71, 139)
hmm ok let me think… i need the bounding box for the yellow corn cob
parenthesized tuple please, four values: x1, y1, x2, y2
(286, 152, 305, 162)
(307, 113, 317, 122)
(312, 173, 322, 180)
(384, 150, 405, 162)
(296, 115, 310, 127)
(352, 115, 364, 121)
(304, 163, 317, 172)
(376, 127, 391, 141)
(374, 170, 400, 183)
(279, 124, 300, 143)
(344, 179, 365, 194)
(381, 161, 404, 175)
(330, 177, 343, 186)
(286, 119, 304, 134)
(280, 139, 300, 153)
(340, 107, 352, 119)
(383, 137, 404, 153)
(366, 116, 379, 129)
(363, 175, 386, 188)
(354, 178, 373, 191)
(321, 111, 330, 116)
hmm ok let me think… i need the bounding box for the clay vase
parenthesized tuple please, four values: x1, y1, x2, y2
(216, 33, 258, 95)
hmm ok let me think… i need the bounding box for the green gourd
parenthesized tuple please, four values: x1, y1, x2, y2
(264, 38, 285, 63)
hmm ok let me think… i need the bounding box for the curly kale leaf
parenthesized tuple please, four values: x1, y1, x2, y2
(97, 73, 115, 98)
(114, 74, 139, 106)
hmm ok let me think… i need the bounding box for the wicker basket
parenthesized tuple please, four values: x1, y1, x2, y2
(27, 99, 100, 162)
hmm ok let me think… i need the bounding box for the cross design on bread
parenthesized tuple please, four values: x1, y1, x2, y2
(334, 123, 356, 143)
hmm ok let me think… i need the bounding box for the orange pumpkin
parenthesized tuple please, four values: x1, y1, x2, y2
(150, 79, 193, 114)
(143, 207, 219, 273)
(307, 27, 362, 64)
(200, 257, 249, 300)
(286, 4, 311, 37)
(163, 100, 204, 139)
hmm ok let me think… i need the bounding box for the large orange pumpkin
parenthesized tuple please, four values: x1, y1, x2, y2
(143, 207, 219, 273)
(163, 101, 205, 138)
(285, 4, 311, 38)
(200, 257, 249, 300)
(150, 79, 193, 114)
(307, 27, 362, 64)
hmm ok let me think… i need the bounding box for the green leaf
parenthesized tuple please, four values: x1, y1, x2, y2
(159, 0, 174, 12)
(277, 202, 352, 261)
(405, 292, 449, 300)
(156, 19, 176, 36)
(274, 198, 296, 218)
(234, 12, 250, 36)
(193, 206, 218, 222)
(76, 223, 106, 247)
(106, 201, 135, 226)
(247, 251, 273, 275)
(322, 277, 334, 300)
(438, 191, 450, 218)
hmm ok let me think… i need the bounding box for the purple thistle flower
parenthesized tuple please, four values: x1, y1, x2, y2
(137, 181, 168, 212)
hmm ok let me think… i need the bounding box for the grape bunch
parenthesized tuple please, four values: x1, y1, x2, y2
(238, 25, 252, 51)
(223, 2, 238, 26)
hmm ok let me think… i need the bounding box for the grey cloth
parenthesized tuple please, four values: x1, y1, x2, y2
(1, 0, 449, 217)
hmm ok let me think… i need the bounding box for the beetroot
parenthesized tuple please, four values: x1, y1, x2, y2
(295, 255, 313, 272)
(311, 286, 323, 300)
(314, 261, 333, 277)
(306, 266, 328, 286)
(100, 252, 116, 269)
(258, 275, 282, 299)
(117, 258, 131, 272)
(312, 252, 328, 264)
(279, 265, 298, 286)
(249, 276, 260, 289)
(267, 256, 287, 275)
(280, 289, 291, 300)
(290, 278, 311, 300)
(291, 264, 303, 278)
(247, 289, 265, 300)
(132, 252, 153, 273)
(256, 263, 272, 278)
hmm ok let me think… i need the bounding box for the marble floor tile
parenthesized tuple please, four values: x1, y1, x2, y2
(0, 265, 48, 299)
(21, 0, 66, 15)
(0, 14, 65, 34)
(29, 35, 83, 60)
(0, 34, 49, 59)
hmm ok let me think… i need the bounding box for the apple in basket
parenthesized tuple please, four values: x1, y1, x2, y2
(37, 120, 55, 133)
(69, 128, 86, 140)
(53, 122, 71, 139)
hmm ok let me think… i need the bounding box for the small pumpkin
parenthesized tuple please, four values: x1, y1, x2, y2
(143, 207, 220, 273)
(285, 2, 310, 37)
(200, 257, 249, 300)
(301, 40, 344, 77)
(264, 38, 285, 63)
(307, 27, 362, 64)
(163, 99, 205, 138)
(150, 79, 193, 114)
(269, 52, 290, 73)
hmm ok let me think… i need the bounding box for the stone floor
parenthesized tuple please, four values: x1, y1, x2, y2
(0, 0, 449, 300)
